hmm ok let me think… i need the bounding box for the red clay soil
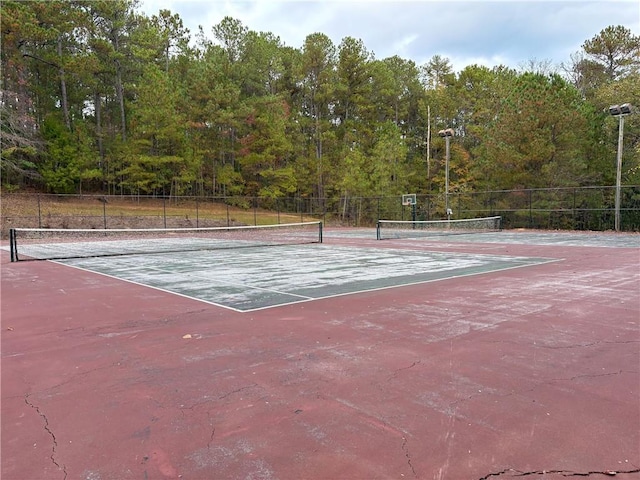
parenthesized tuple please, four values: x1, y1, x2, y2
(1, 237, 639, 480)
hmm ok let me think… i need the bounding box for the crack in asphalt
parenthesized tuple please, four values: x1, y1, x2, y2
(478, 468, 640, 479)
(41, 360, 126, 392)
(218, 383, 259, 400)
(567, 369, 635, 381)
(448, 368, 634, 411)
(24, 394, 68, 480)
(388, 360, 422, 381)
(401, 436, 418, 478)
(177, 384, 260, 411)
(207, 426, 216, 449)
(485, 339, 640, 349)
(206, 410, 216, 449)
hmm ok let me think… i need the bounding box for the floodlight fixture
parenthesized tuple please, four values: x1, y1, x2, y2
(609, 103, 633, 116)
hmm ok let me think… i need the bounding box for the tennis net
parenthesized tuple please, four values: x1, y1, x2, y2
(9, 221, 323, 262)
(376, 216, 501, 240)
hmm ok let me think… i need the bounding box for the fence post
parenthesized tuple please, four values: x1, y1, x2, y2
(528, 189, 533, 228)
(322, 198, 327, 226)
(196, 197, 199, 228)
(163, 197, 167, 228)
(253, 197, 257, 226)
(103, 199, 107, 229)
(572, 188, 576, 230)
(37, 194, 42, 228)
(300, 197, 303, 223)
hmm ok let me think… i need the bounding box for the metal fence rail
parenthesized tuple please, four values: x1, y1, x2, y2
(2, 186, 639, 237)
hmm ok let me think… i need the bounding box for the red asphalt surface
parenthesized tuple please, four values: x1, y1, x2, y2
(2, 232, 639, 480)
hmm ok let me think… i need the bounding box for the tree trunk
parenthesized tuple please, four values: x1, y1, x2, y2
(57, 36, 70, 130)
(115, 60, 126, 141)
(315, 108, 324, 199)
(94, 90, 104, 161)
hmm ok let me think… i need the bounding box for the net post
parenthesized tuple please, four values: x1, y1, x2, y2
(9, 228, 18, 262)
(376, 221, 381, 240)
(319, 221, 323, 243)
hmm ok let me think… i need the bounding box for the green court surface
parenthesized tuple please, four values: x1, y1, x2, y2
(57, 244, 555, 311)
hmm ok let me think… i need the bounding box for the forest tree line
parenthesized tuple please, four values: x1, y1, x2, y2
(1, 0, 639, 202)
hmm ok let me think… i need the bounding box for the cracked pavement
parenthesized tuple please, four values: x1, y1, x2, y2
(24, 395, 67, 480)
(2, 233, 639, 479)
(478, 468, 640, 478)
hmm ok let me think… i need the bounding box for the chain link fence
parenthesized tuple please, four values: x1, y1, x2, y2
(2, 186, 639, 237)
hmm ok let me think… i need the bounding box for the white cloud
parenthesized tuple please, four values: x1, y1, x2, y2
(390, 34, 421, 60)
(138, 0, 640, 71)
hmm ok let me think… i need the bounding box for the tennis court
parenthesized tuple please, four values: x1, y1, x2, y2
(2, 223, 639, 479)
(53, 245, 555, 312)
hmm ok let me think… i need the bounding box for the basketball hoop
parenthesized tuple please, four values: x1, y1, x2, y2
(402, 194, 417, 206)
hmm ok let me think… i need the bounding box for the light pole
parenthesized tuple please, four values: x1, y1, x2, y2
(438, 128, 454, 220)
(608, 103, 633, 231)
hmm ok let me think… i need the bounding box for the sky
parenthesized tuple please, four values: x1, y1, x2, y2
(137, 0, 640, 72)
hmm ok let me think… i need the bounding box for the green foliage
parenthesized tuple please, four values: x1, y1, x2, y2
(238, 95, 294, 196)
(259, 166, 297, 198)
(1, 4, 636, 201)
(215, 163, 245, 197)
(582, 25, 640, 80)
(38, 116, 89, 193)
(1, 146, 40, 186)
(471, 72, 607, 189)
